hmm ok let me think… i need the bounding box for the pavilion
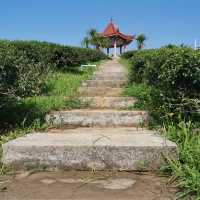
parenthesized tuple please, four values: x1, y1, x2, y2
(101, 20, 134, 57)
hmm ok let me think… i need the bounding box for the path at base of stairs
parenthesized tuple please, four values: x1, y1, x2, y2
(1, 171, 178, 200)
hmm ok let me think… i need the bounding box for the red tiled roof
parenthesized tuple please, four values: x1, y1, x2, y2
(102, 22, 134, 41)
(102, 22, 119, 36)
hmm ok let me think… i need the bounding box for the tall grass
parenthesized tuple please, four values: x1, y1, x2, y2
(123, 83, 151, 110)
(163, 121, 200, 199)
(26, 67, 94, 112)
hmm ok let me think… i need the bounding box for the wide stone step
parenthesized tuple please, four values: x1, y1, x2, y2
(93, 75, 126, 81)
(45, 109, 148, 127)
(79, 87, 122, 97)
(94, 72, 126, 77)
(80, 96, 137, 109)
(98, 69, 126, 73)
(82, 80, 125, 87)
(2, 129, 177, 171)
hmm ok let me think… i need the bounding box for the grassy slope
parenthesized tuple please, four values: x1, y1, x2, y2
(25, 68, 93, 114)
(120, 57, 200, 199)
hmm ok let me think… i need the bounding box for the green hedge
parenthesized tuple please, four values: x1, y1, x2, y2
(121, 50, 138, 59)
(2, 40, 108, 70)
(0, 40, 107, 105)
(121, 49, 155, 60)
(124, 46, 200, 122)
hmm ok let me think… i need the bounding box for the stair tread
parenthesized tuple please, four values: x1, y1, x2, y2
(3, 129, 176, 170)
(4, 131, 176, 147)
(46, 109, 148, 127)
(86, 80, 125, 82)
(80, 96, 136, 99)
(48, 127, 154, 134)
(80, 96, 137, 109)
(49, 109, 146, 113)
(79, 86, 123, 89)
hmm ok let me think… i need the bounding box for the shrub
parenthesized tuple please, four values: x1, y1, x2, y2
(124, 46, 200, 122)
(0, 40, 107, 125)
(123, 47, 200, 199)
(8, 40, 107, 71)
(121, 50, 137, 59)
(0, 42, 46, 100)
(128, 49, 156, 83)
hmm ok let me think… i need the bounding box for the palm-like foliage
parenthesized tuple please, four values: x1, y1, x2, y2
(82, 28, 109, 50)
(88, 29, 99, 49)
(81, 37, 90, 48)
(136, 34, 147, 50)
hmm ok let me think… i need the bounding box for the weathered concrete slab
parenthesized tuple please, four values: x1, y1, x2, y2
(98, 64, 127, 73)
(47, 127, 155, 134)
(93, 74, 126, 81)
(82, 80, 125, 87)
(45, 109, 148, 127)
(80, 96, 137, 109)
(94, 71, 126, 76)
(2, 130, 177, 171)
(79, 87, 122, 97)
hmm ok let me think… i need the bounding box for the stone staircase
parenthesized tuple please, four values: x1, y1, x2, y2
(2, 59, 177, 171)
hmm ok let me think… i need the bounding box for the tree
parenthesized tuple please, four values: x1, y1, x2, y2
(81, 37, 90, 48)
(136, 34, 147, 50)
(82, 28, 109, 50)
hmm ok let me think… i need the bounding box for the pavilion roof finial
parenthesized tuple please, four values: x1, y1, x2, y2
(110, 17, 113, 23)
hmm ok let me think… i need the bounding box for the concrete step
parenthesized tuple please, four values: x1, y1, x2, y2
(45, 109, 148, 127)
(78, 87, 122, 97)
(82, 80, 125, 88)
(2, 129, 177, 171)
(48, 127, 154, 134)
(97, 69, 126, 73)
(80, 97, 137, 109)
(92, 75, 126, 81)
(94, 72, 126, 77)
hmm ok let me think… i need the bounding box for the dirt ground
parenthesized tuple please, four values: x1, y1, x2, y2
(0, 171, 178, 200)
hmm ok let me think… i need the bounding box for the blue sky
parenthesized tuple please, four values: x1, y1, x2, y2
(1, 0, 200, 49)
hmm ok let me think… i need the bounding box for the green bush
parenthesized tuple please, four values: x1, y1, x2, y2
(121, 49, 155, 60)
(7, 40, 107, 70)
(124, 46, 200, 122)
(0, 40, 107, 106)
(123, 47, 200, 199)
(127, 49, 155, 83)
(121, 50, 137, 59)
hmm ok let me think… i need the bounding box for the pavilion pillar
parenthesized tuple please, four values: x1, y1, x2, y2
(114, 40, 117, 57)
(107, 48, 110, 55)
(120, 46, 123, 55)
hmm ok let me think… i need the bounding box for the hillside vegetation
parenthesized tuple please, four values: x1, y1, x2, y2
(122, 46, 200, 198)
(122, 46, 200, 123)
(0, 40, 107, 131)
